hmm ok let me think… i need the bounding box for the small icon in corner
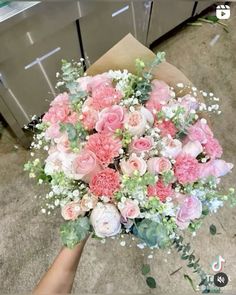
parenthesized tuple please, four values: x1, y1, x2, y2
(214, 272, 228, 288)
(216, 5, 230, 20)
(211, 255, 226, 272)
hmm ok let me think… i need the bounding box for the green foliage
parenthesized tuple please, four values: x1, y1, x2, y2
(209, 224, 217, 235)
(162, 170, 174, 185)
(134, 219, 170, 248)
(60, 217, 90, 248)
(183, 274, 196, 291)
(122, 172, 155, 193)
(146, 277, 156, 289)
(60, 122, 88, 148)
(141, 264, 150, 275)
(115, 128, 133, 147)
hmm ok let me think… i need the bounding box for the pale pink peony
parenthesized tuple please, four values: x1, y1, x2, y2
(161, 136, 182, 158)
(90, 203, 121, 238)
(45, 123, 62, 140)
(87, 73, 112, 92)
(147, 180, 173, 202)
(199, 159, 233, 179)
(95, 105, 124, 133)
(155, 120, 177, 137)
(182, 140, 203, 158)
(174, 153, 200, 184)
(130, 136, 153, 154)
(69, 150, 103, 182)
(90, 168, 120, 197)
(146, 80, 171, 113)
(119, 199, 140, 221)
(55, 133, 71, 153)
(120, 153, 147, 176)
(203, 137, 223, 159)
(61, 200, 84, 221)
(91, 85, 122, 111)
(176, 196, 202, 229)
(86, 133, 121, 165)
(187, 119, 213, 144)
(147, 157, 172, 175)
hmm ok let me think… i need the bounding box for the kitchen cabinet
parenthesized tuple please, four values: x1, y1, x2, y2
(194, 1, 215, 15)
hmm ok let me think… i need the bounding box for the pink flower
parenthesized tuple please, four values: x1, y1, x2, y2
(125, 107, 154, 136)
(182, 140, 203, 158)
(147, 180, 173, 202)
(86, 133, 121, 165)
(81, 109, 99, 130)
(61, 201, 84, 221)
(87, 73, 112, 92)
(90, 203, 121, 238)
(161, 137, 182, 158)
(45, 123, 62, 140)
(146, 80, 171, 113)
(203, 137, 223, 159)
(50, 93, 69, 107)
(176, 196, 202, 229)
(155, 120, 177, 137)
(66, 112, 79, 124)
(91, 85, 122, 110)
(68, 150, 103, 182)
(180, 94, 199, 112)
(80, 194, 98, 211)
(187, 119, 213, 144)
(44, 151, 65, 175)
(42, 104, 70, 124)
(199, 160, 233, 179)
(120, 153, 147, 176)
(147, 157, 172, 175)
(90, 168, 120, 197)
(55, 133, 71, 153)
(95, 105, 124, 133)
(119, 199, 140, 221)
(174, 153, 200, 184)
(77, 76, 93, 92)
(130, 137, 153, 154)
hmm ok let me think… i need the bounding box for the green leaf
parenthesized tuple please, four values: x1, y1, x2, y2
(184, 274, 196, 291)
(210, 224, 217, 235)
(60, 217, 90, 248)
(141, 264, 150, 276)
(205, 15, 219, 23)
(146, 277, 156, 289)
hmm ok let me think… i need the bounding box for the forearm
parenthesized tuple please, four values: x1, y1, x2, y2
(33, 239, 87, 295)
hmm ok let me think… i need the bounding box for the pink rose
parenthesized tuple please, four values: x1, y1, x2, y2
(125, 107, 154, 137)
(120, 153, 147, 176)
(45, 123, 62, 140)
(68, 150, 103, 182)
(155, 120, 177, 137)
(182, 140, 203, 158)
(187, 119, 213, 144)
(176, 196, 202, 229)
(89, 168, 120, 197)
(55, 133, 71, 153)
(130, 137, 153, 154)
(174, 153, 200, 184)
(199, 160, 233, 179)
(95, 105, 124, 133)
(161, 137, 182, 158)
(203, 137, 223, 159)
(86, 133, 121, 165)
(91, 85, 122, 110)
(61, 201, 84, 221)
(87, 73, 112, 92)
(146, 80, 171, 113)
(50, 93, 69, 107)
(147, 180, 173, 202)
(119, 199, 140, 221)
(147, 157, 172, 175)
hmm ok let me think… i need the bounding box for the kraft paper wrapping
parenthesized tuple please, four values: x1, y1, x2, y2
(87, 33, 201, 100)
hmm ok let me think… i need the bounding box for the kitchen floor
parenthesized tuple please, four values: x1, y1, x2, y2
(1, 4, 236, 294)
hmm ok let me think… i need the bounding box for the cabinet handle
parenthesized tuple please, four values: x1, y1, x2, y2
(24, 47, 61, 70)
(112, 5, 129, 17)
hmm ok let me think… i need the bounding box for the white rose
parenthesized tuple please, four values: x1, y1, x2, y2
(182, 140, 203, 158)
(90, 203, 121, 238)
(161, 136, 182, 158)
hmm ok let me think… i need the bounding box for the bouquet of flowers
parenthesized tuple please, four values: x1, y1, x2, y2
(25, 35, 235, 292)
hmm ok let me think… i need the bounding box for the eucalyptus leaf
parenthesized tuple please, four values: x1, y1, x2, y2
(146, 277, 156, 289)
(184, 274, 196, 291)
(141, 264, 150, 276)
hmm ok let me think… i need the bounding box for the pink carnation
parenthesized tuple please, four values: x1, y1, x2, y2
(147, 180, 173, 202)
(81, 109, 99, 130)
(203, 137, 223, 159)
(86, 133, 121, 165)
(66, 112, 79, 124)
(50, 93, 69, 107)
(187, 119, 213, 144)
(174, 153, 200, 184)
(155, 120, 177, 137)
(42, 104, 70, 124)
(91, 85, 122, 111)
(90, 168, 120, 197)
(87, 73, 112, 92)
